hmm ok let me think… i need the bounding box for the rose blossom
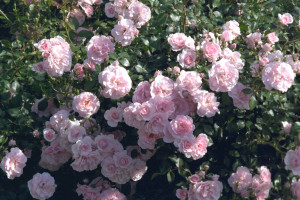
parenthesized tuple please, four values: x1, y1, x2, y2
(291, 179, 300, 199)
(1, 147, 27, 179)
(252, 166, 272, 200)
(65, 125, 86, 143)
(104, 107, 123, 127)
(73, 92, 100, 118)
(130, 159, 148, 181)
(228, 166, 252, 194)
(105, 3, 116, 18)
(185, 36, 196, 50)
(228, 82, 252, 110)
(137, 101, 155, 121)
(98, 188, 126, 200)
(177, 49, 197, 69)
(245, 32, 262, 49)
(174, 135, 196, 159)
(193, 90, 220, 117)
(123, 102, 145, 129)
(263, 43, 272, 52)
(170, 115, 195, 139)
(111, 17, 139, 46)
(150, 96, 175, 117)
(71, 63, 85, 80)
(202, 42, 221, 62)
(208, 58, 239, 92)
(168, 33, 187, 51)
(86, 35, 114, 65)
(188, 179, 223, 200)
(176, 187, 187, 200)
(222, 20, 241, 40)
(284, 148, 300, 175)
(132, 81, 151, 103)
(175, 70, 202, 95)
(266, 32, 279, 44)
(125, 1, 151, 28)
(113, 150, 132, 168)
(76, 184, 101, 200)
(222, 48, 244, 70)
(146, 113, 168, 134)
(138, 127, 163, 149)
(43, 128, 57, 142)
(79, 2, 94, 18)
(150, 75, 175, 98)
(278, 13, 293, 25)
(67, 9, 85, 26)
(28, 172, 57, 200)
(98, 61, 132, 99)
(282, 121, 292, 134)
(262, 62, 295, 92)
(49, 110, 70, 133)
(192, 133, 209, 160)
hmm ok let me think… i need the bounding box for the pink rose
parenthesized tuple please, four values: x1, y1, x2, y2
(266, 32, 279, 44)
(228, 82, 252, 110)
(43, 128, 57, 142)
(98, 61, 132, 99)
(170, 115, 195, 139)
(150, 96, 175, 117)
(252, 166, 272, 200)
(150, 75, 175, 98)
(168, 33, 187, 51)
(185, 36, 196, 50)
(130, 158, 148, 181)
(65, 125, 86, 143)
(193, 90, 220, 117)
(177, 49, 197, 69)
(208, 58, 239, 92)
(245, 32, 262, 49)
(291, 179, 300, 199)
(49, 110, 70, 133)
(72, 92, 100, 118)
(105, 3, 116, 18)
(1, 147, 27, 179)
(202, 42, 221, 62)
(101, 157, 117, 177)
(86, 35, 114, 65)
(67, 9, 85, 26)
(221, 48, 244, 69)
(228, 166, 252, 193)
(222, 20, 241, 41)
(71, 151, 102, 172)
(28, 172, 57, 200)
(76, 184, 101, 200)
(99, 188, 126, 200)
(132, 81, 151, 103)
(278, 13, 293, 25)
(71, 63, 85, 80)
(138, 127, 162, 149)
(176, 187, 187, 200)
(111, 18, 139, 46)
(282, 121, 292, 134)
(188, 180, 223, 200)
(262, 62, 295, 92)
(137, 101, 155, 121)
(123, 102, 145, 129)
(125, 1, 151, 28)
(175, 70, 202, 96)
(189, 174, 200, 183)
(146, 113, 168, 134)
(79, 2, 94, 18)
(113, 150, 132, 168)
(104, 107, 123, 127)
(285, 148, 300, 175)
(192, 133, 209, 160)
(263, 43, 272, 52)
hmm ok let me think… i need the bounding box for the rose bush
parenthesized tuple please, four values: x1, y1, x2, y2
(0, 0, 299, 199)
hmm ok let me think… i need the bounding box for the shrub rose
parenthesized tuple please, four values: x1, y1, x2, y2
(168, 33, 187, 51)
(86, 35, 114, 64)
(278, 13, 293, 25)
(28, 172, 57, 200)
(177, 49, 197, 69)
(72, 92, 100, 118)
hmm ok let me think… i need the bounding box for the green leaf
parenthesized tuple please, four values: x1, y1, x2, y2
(135, 65, 147, 73)
(242, 88, 252, 94)
(109, 52, 118, 60)
(70, 17, 79, 30)
(167, 171, 175, 183)
(7, 108, 20, 117)
(170, 13, 180, 22)
(169, 156, 183, 168)
(249, 96, 257, 110)
(11, 81, 20, 93)
(212, 0, 221, 8)
(67, 21, 76, 31)
(0, 135, 8, 144)
(151, 172, 161, 180)
(78, 30, 94, 39)
(156, 13, 168, 25)
(119, 58, 130, 67)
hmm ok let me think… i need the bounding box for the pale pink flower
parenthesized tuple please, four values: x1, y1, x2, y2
(169, 93, 196, 119)
(130, 158, 147, 181)
(170, 115, 195, 139)
(84, 59, 96, 71)
(95, 134, 120, 153)
(104, 107, 123, 127)
(245, 32, 262, 49)
(209, 58, 239, 92)
(113, 0, 129, 15)
(31, 98, 59, 118)
(111, 18, 139, 46)
(65, 125, 86, 143)
(132, 81, 151, 103)
(71, 63, 85, 80)
(291, 179, 300, 199)
(285, 148, 300, 175)
(138, 127, 163, 149)
(101, 157, 117, 177)
(177, 49, 197, 69)
(123, 102, 145, 129)
(163, 123, 176, 143)
(113, 150, 132, 168)
(79, 2, 94, 18)
(72, 136, 93, 158)
(99, 188, 126, 200)
(32, 62, 46, 73)
(221, 30, 236, 42)
(49, 110, 70, 133)
(43, 128, 57, 142)
(146, 113, 168, 134)
(189, 174, 200, 183)
(137, 101, 155, 121)
(188, 179, 223, 200)
(173, 66, 181, 75)
(252, 166, 272, 200)
(266, 32, 279, 44)
(263, 43, 272, 52)
(176, 70, 202, 95)
(8, 139, 16, 146)
(168, 33, 187, 51)
(28, 172, 56, 200)
(33, 130, 40, 137)
(154, 70, 162, 77)
(222, 20, 241, 41)
(150, 75, 175, 98)
(193, 90, 220, 117)
(228, 82, 252, 110)
(39, 36, 72, 77)
(150, 96, 175, 117)
(222, 48, 244, 70)
(125, 1, 151, 28)
(192, 133, 209, 160)
(176, 187, 188, 200)
(202, 42, 221, 62)
(86, 35, 114, 65)
(67, 9, 85, 26)
(71, 151, 102, 172)
(262, 62, 295, 92)
(185, 36, 196, 50)
(282, 121, 292, 134)
(98, 61, 132, 99)
(267, 50, 284, 62)
(174, 135, 196, 159)
(105, 3, 116, 18)
(72, 92, 100, 118)
(228, 166, 252, 194)
(278, 13, 293, 25)
(1, 147, 27, 179)
(76, 184, 101, 200)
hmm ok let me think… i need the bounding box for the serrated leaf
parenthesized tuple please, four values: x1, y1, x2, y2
(249, 96, 257, 110)
(119, 58, 130, 67)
